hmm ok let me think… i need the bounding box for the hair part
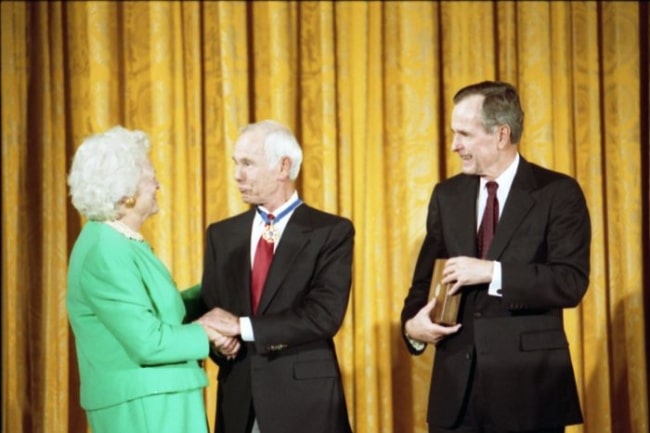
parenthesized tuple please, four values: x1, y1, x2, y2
(453, 81, 525, 144)
(67, 125, 151, 221)
(240, 120, 303, 180)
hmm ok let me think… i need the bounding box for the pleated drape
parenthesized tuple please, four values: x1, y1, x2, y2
(1, 2, 647, 433)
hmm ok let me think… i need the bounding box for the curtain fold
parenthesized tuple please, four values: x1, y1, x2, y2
(2, 3, 27, 432)
(600, 4, 646, 432)
(2, 2, 647, 433)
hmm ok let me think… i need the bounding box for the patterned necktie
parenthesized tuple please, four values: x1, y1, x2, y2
(251, 214, 275, 315)
(477, 181, 499, 259)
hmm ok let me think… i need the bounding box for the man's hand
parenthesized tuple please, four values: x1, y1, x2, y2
(197, 307, 241, 337)
(205, 327, 241, 359)
(443, 256, 493, 295)
(195, 308, 242, 359)
(405, 298, 462, 345)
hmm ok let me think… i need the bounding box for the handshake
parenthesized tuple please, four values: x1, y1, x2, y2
(194, 307, 241, 360)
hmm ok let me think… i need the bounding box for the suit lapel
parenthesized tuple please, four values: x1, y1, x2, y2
(230, 210, 255, 315)
(445, 176, 481, 257)
(488, 157, 536, 259)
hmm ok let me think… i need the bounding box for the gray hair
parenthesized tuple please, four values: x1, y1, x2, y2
(67, 125, 151, 221)
(453, 81, 525, 144)
(240, 120, 303, 180)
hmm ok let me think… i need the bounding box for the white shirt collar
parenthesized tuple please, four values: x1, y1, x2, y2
(476, 153, 520, 225)
(479, 153, 519, 193)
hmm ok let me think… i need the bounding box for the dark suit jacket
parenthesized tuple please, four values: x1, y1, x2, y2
(401, 157, 591, 431)
(201, 204, 354, 433)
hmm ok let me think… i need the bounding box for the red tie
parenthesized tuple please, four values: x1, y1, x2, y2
(477, 181, 499, 259)
(251, 214, 275, 315)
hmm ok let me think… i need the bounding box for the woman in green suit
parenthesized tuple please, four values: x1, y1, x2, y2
(66, 126, 239, 433)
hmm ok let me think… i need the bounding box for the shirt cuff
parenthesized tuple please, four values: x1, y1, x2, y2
(240, 317, 255, 341)
(487, 261, 503, 297)
(405, 332, 426, 351)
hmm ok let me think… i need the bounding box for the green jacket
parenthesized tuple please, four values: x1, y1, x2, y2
(67, 221, 208, 410)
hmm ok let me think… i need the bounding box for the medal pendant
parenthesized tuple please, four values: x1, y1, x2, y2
(262, 226, 276, 243)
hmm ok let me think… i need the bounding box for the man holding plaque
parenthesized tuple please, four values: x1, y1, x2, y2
(400, 81, 591, 433)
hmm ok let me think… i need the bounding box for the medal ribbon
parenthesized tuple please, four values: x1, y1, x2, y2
(256, 198, 303, 227)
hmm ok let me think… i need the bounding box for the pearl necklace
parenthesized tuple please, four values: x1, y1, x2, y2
(105, 220, 144, 241)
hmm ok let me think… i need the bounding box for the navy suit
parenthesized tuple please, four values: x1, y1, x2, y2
(401, 157, 591, 431)
(201, 204, 354, 433)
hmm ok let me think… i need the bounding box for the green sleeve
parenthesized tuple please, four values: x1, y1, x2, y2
(180, 284, 207, 322)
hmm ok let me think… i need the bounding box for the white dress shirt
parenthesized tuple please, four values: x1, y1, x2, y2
(478, 153, 519, 297)
(240, 191, 301, 341)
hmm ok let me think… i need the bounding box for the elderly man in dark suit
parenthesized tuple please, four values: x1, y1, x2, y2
(200, 120, 354, 433)
(401, 81, 591, 433)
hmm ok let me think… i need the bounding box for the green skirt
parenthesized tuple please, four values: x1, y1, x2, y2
(86, 389, 209, 433)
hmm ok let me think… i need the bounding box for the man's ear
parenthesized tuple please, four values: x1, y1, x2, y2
(497, 124, 512, 149)
(278, 156, 292, 179)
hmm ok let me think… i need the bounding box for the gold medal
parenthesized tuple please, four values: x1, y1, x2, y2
(256, 198, 303, 244)
(262, 224, 276, 243)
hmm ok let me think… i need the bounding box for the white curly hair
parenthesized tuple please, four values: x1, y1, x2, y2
(67, 125, 151, 221)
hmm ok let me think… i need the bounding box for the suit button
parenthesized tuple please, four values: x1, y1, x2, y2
(465, 352, 472, 360)
(474, 312, 482, 318)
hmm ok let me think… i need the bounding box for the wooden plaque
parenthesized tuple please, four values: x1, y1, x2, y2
(429, 259, 461, 325)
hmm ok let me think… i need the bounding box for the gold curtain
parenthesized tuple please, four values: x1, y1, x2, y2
(2, 1, 648, 433)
